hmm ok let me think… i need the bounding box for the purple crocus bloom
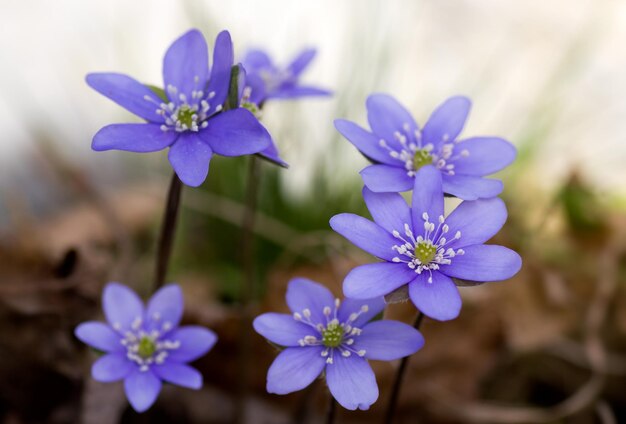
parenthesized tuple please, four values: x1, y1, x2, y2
(335, 94, 517, 200)
(330, 165, 522, 321)
(75, 283, 217, 412)
(241, 48, 331, 105)
(253, 278, 424, 410)
(87, 29, 272, 187)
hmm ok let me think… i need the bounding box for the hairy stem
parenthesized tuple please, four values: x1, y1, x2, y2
(154, 172, 183, 291)
(384, 311, 425, 424)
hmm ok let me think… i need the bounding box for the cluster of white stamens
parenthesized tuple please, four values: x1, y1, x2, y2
(113, 314, 180, 372)
(391, 213, 465, 283)
(293, 299, 368, 365)
(378, 123, 470, 176)
(144, 76, 223, 133)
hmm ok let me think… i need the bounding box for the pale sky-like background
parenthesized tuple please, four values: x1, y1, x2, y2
(0, 0, 624, 198)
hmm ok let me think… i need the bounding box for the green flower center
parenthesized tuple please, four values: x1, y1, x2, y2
(242, 101, 261, 118)
(321, 322, 344, 348)
(413, 149, 433, 171)
(137, 336, 157, 359)
(177, 106, 195, 128)
(414, 241, 437, 264)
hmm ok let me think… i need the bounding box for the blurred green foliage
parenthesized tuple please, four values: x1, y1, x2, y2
(174, 154, 368, 304)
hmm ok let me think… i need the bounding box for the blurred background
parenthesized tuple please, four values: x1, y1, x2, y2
(0, 0, 625, 423)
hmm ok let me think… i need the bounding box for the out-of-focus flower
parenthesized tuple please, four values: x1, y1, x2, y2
(87, 29, 271, 187)
(253, 278, 424, 410)
(237, 48, 331, 166)
(335, 94, 516, 200)
(75, 283, 216, 412)
(330, 165, 522, 321)
(241, 48, 331, 105)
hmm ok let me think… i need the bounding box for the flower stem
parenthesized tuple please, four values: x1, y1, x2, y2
(291, 379, 320, 424)
(235, 154, 261, 424)
(154, 172, 183, 291)
(384, 311, 425, 424)
(242, 155, 261, 302)
(326, 392, 337, 424)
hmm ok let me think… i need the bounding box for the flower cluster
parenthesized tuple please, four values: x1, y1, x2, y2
(80, 26, 522, 417)
(79, 28, 333, 414)
(75, 283, 216, 412)
(331, 96, 522, 321)
(253, 278, 424, 410)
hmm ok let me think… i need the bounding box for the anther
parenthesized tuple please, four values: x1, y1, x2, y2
(303, 336, 317, 344)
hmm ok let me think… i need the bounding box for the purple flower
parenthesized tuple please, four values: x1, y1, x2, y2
(335, 94, 517, 200)
(75, 283, 217, 412)
(238, 48, 331, 167)
(253, 278, 424, 410)
(330, 165, 522, 321)
(241, 48, 331, 105)
(87, 29, 272, 187)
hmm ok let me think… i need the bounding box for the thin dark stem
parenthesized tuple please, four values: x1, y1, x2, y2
(241, 155, 261, 301)
(235, 155, 261, 424)
(326, 392, 337, 424)
(384, 312, 425, 424)
(291, 378, 320, 424)
(154, 173, 183, 291)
